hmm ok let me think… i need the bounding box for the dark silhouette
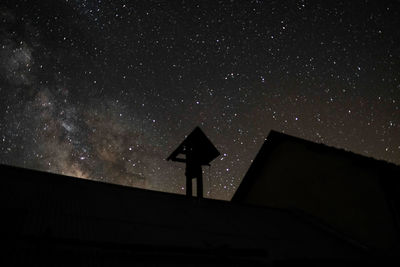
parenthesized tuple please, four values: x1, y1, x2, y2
(4, 128, 400, 264)
(232, 130, 400, 251)
(167, 127, 220, 198)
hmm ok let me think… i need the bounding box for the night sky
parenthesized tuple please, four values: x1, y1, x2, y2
(1, 0, 399, 200)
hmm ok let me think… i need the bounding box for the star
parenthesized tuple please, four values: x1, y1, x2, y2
(0, 1, 399, 200)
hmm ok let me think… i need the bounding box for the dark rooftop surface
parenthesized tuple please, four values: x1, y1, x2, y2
(233, 130, 400, 202)
(0, 163, 375, 265)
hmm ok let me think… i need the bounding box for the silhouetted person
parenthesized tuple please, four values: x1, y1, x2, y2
(167, 127, 220, 198)
(184, 147, 203, 198)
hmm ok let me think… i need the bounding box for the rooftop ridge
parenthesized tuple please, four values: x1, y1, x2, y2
(267, 130, 400, 169)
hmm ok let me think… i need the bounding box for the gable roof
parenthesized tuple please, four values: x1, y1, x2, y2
(233, 130, 400, 202)
(231, 130, 400, 250)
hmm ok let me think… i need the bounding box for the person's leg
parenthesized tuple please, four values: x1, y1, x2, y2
(186, 176, 192, 197)
(197, 174, 203, 198)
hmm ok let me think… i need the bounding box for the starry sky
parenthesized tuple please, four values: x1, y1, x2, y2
(0, 0, 399, 200)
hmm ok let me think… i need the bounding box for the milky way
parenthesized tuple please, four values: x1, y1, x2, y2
(0, 1, 399, 200)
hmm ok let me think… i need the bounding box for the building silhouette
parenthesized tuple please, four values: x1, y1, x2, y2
(233, 130, 400, 252)
(1, 129, 400, 265)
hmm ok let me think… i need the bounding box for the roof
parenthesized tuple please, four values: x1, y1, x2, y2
(233, 130, 400, 202)
(231, 130, 400, 250)
(0, 163, 371, 263)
